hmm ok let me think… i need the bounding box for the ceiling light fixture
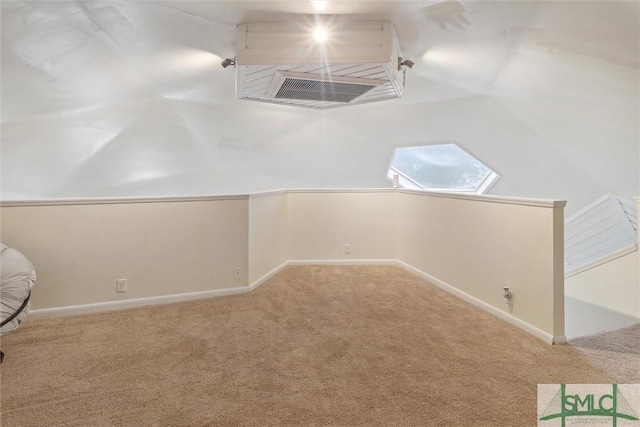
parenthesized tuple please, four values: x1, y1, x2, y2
(313, 27, 329, 44)
(312, 0, 328, 11)
(221, 57, 236, 68)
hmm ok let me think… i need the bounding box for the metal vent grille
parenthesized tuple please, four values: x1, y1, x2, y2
(275, 78, 376, 103)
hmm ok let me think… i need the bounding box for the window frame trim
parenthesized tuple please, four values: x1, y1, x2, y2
(385, 143, 500, 194)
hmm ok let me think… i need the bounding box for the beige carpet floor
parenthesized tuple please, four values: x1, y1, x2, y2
(1, 265, 638, 426)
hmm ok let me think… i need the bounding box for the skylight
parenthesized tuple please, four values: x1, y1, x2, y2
(387, 143, 499, 193)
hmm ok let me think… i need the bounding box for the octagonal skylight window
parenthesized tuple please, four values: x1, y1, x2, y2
(387, 143, 499, 193)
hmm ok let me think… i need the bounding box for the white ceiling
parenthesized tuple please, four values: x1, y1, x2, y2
(1, 1, 639, 211)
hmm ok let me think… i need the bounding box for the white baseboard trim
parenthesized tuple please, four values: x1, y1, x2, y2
(30, 262, 294, 319)
(395, 260, 563, 345)
(249, 261, 289, 291)
(29, 286, 249, 319)
(29, 259, 565, 345)
(288, 259, 398, 266)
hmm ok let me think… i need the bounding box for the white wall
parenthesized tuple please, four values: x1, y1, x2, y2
(4, 93, 635, 219)
(397, 191, 565, 338)
(566, 251, 639, 320)
(0, 197, 249, 310)
(284, 189, 565, 340)
(0, 189, 566, 342)
(565, 250, 639, 337)
(1, 3, 637, 223)
(248, 191, 288, 283)
(286, 190, 398, 261)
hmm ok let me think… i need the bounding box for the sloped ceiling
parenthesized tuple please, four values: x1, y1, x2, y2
(1, 1, 638, 214)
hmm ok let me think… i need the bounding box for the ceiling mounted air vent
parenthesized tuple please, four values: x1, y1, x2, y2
(267, 71, 384, 103)
(234, 22, 408, 109)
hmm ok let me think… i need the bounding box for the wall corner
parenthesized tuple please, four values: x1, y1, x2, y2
(552, 203, 566, 338)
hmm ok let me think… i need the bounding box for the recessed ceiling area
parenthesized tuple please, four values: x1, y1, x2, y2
(1, 1, 638, 215)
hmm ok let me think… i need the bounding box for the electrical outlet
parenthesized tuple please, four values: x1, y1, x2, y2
(116, 279, 127, 293)
(344, 243, 351, 254)
(234, 268, 241, 279)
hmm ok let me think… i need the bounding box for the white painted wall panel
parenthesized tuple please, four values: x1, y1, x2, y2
(0, 190, 567, 341)
(286, 191, 398, 261)
(396, 192, 565, 337)
(565, 251, 639, 337)
(0, 199, 249, 310)
(248, 191, 288, 283)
